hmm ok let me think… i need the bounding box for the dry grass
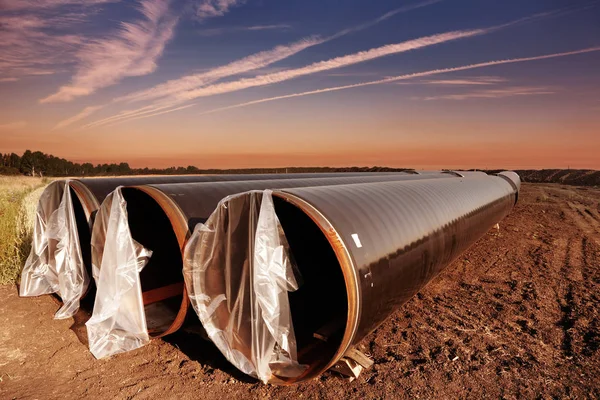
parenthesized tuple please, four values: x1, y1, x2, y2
(0, 176, 51, 285)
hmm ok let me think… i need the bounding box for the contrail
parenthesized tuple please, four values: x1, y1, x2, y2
(80, 1, 444, 129)
(171, 47, 600, 118)
(101, 103, 197, 127)
(83, 4, 598, 128)
(85, 28, 480, 129)
(82, 102, 182, 129)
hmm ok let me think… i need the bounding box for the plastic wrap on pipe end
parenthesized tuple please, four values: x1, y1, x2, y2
(19, 180, 90, 320)
(183, 190, 307, 383)
(86, 188, 152, 359)
(20, 181, 64, 298)
(91, 190, 116, 283)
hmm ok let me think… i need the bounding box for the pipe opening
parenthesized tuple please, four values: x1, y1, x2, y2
(120, 188, 184, 336)
(272, 196, 348, 380)
(68, 186, 93, 296)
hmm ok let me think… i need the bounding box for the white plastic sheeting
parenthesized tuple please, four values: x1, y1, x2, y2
(86, 188, 153, 359)
(19, 180, 90, 319)
(183, 190, 306, 383)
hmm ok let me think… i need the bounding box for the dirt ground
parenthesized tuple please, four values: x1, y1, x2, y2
(1, 183, 599, 399)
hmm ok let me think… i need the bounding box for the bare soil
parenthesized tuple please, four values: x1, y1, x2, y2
(1, 183, 600, 399)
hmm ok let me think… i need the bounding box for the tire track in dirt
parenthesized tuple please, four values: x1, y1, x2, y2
(580, 237, 600, 358)
(556, 237, 573, 358)
(560, 201, 600, 246)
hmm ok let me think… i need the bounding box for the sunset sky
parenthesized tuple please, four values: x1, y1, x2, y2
(1, 0, 599, 169)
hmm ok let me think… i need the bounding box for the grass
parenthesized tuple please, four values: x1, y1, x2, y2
(0, 176, 50, 285)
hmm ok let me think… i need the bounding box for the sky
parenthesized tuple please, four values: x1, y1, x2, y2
(0, 0, 599, 169)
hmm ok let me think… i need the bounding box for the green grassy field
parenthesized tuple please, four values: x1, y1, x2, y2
(0, 176, 49, 284)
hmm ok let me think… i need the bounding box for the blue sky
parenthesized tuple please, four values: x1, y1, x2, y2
(0, 0, 599, 168)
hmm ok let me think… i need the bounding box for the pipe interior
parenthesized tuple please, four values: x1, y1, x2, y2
(272, 196, 348, 377)
(68, 187, 93, 299)
(121, 188, 184, 335)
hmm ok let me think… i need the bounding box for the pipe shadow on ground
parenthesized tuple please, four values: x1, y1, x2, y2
(64, 291, 256, 383)
(163, 321, 259, 384)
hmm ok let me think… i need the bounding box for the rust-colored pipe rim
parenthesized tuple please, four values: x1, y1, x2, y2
(130, 186, 192, 338)
(272, 191, 360, 384)
(68, 180, 100, 225)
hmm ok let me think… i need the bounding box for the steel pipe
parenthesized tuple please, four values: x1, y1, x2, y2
(89, 171, 471, 356)
(186, 172, 520, 383)
(21, 173, 402, 318)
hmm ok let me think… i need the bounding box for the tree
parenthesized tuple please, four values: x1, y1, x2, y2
(19, 150, 37, 176)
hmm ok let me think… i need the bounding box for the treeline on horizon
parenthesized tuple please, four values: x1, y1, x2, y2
(3, 150, 599, 186)
(0, 150, 409, 177)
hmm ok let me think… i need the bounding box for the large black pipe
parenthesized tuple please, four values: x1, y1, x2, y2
(20, 172, 405, 317)
(186, 172, 520, 383)
(90, 171, 474, 345)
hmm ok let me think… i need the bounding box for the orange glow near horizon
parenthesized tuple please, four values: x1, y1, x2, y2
(1, 0, 599, 171)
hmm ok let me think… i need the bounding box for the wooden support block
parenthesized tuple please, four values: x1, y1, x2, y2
(333, 357, 363, 380)
(344, 348, 374, 369)
(142, 282, 184, 305)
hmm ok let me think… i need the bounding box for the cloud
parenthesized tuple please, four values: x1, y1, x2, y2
(246, 24, 292, 31)
(0, 2, 120, 81)
(0, 121, 27, 130)
(52, 105, 104, 130)
(178, 46, 600, 117)
(84, 5, 592, 128)
(195, 0, 245, 20)
(77, 2, 443, 128)
(0, 0, 118, 10)
(175, 29, 483, 101)
(117, 2, 441, 105)
(174, 5, 590, 103)
(0, 77, 19, 82)
(197, 23, 292, 36)
(85, 29, 482, 128)
(420, 86, 555, 100)
(98, 102, 198, 126)
(420, 76, 507, 85)
(115, 36, 325, 104)
(0, 13, 84, 80)
(328, 0, 443, 40)
(39, 0, 178, 103)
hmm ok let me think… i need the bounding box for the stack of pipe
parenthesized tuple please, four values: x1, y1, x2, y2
(20, 170, 520, 385)
(19, 172, 402, 318)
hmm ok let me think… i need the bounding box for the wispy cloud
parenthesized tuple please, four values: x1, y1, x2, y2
(246, 24, 291, 31)
(175, 29, 484, 101)
(0, 0, 118, 10)
(40, 0, 178, 103)
(83, 5, 587, 128)
(197, 23, 292, 36)
(420, 76, 507, 85)
(84, 29, 481, 128)
(420, 86, 555, 100)
(328, 0, 443, 41)
(115, 36, 324, 104)
(52, 105, 104, 130)
(0, 1, 121, 81)
(0, 121, 27, 130)
(195, 0, 245, 20)
(179, 47, 600, 117)
(118, 2, 441, 105)
(76, 2, 443, 128)
(175, 5, 600, 103)
(0, 13, 84, 80)
(0, 77, 20, 82)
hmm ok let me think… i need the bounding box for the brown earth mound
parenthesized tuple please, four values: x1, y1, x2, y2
(515, 170, 600, 187)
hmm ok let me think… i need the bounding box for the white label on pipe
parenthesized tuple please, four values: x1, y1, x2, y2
(351, 233, 362, 248)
